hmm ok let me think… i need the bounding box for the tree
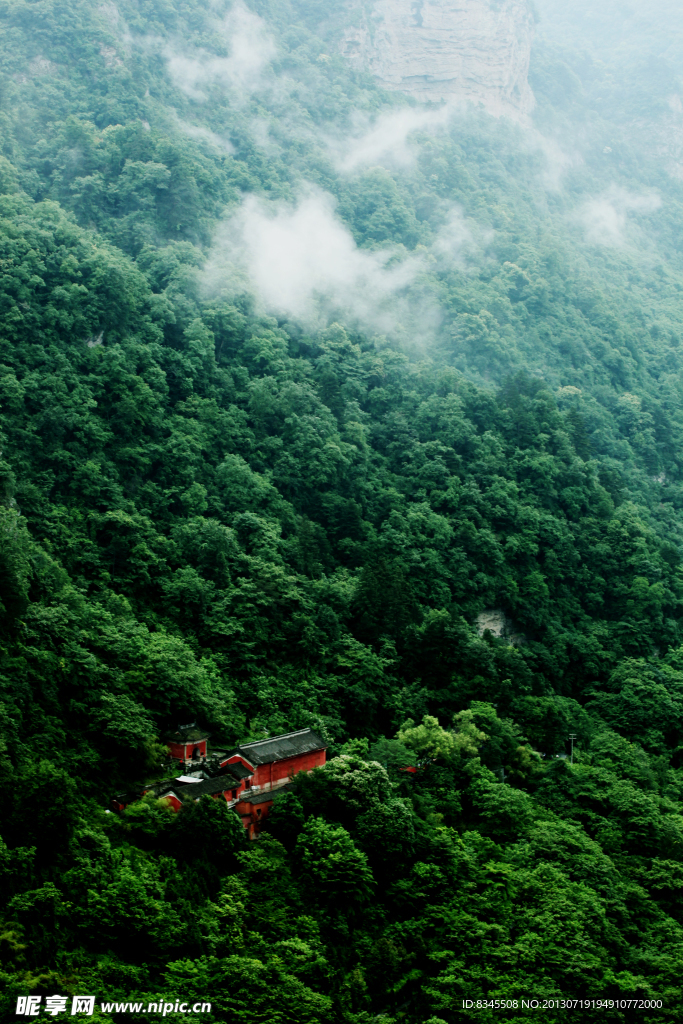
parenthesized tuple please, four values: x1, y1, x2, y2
(173, 797, 244, 874)
(6, 762, 78, 862)
(294, 818, 375, 922)
(295, 755, 391, 829)
(398, 712, 489, 763)
(0, 507, 30, 631)
(264, 791, 306, 851)
(398, 715, 458, 763)
(356, 798, 416, 872)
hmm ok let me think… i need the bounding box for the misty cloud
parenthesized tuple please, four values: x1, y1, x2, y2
(175, 117, 234, 153)
(577, 187, 662, 246)
(202, 190, 429, 336)
(332, 106, 451, 174)
(432, 206, 492, 267)
(248, 117, 282, 156)
(165, 1, 275, 102)
(532, 132, 581, 191)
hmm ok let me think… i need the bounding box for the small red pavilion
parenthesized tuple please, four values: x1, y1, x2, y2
(164, 722, 210, 762)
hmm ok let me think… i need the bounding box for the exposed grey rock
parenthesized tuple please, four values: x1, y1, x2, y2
(476, 608, 507, 637)
(99, 44, 123, 68)
(24, 57, 59, 78)
(476, 608, 526, 644)
(342, 0, 535, 118)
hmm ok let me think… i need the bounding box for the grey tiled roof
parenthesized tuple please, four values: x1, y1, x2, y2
(238, 785, 291, 805)
(145, 780, 178, 798)
(165, 723, 210, 743)
(237, 728, 326, 766)
(183, 775, 237, 799)
(219, 759, 253, 780)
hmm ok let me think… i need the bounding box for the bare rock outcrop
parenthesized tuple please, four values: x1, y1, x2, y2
(476, 608, 526, 644)
(342, 0, 535, 118)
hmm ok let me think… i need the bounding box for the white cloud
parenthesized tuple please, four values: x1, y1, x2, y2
(432, 206, 486, 266)
(176, 118, 234, 154)
(165, 0, 275, 102)
(577, 187, 662, 246)
(534, 133, 581, 191)
(202, 189, 428, 336)
(332, 106, 451, 174)
(249, 117, 281, 156)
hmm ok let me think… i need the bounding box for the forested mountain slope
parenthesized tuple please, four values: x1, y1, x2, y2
(2, 0, 683, 1020)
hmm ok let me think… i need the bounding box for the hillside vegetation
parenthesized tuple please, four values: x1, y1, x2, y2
(2, 0, 683, 1020)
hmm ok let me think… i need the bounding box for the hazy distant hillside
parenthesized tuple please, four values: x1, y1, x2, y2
(533, 0, 683, 165)
(535, 0, 683, 68)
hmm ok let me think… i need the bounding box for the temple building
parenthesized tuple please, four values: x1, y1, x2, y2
(221, 729, 327, 838)
(164, 723, 210, 762)
(139, 726, 327, 837)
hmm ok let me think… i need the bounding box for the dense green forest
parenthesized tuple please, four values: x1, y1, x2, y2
(2, 0, 683, 1020)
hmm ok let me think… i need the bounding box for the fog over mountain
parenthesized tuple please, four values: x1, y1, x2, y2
(3, 1, 683, 1020)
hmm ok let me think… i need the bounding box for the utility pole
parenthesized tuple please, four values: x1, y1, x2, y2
(569, 733, 577, 764)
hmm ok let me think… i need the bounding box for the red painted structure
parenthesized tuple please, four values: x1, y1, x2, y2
(164, 723, 209, 762)
(159, 790, 184, 812)
(222, 728, 327, 838)
(225, 747, 325, 792)
(138, 726, 326, 840)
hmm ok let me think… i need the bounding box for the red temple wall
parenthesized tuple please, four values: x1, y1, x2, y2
(251, 748, 326, 789)
(167, 739, 207, 760)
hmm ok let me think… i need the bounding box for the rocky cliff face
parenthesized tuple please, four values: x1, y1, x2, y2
(342, 0, 535, 118)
